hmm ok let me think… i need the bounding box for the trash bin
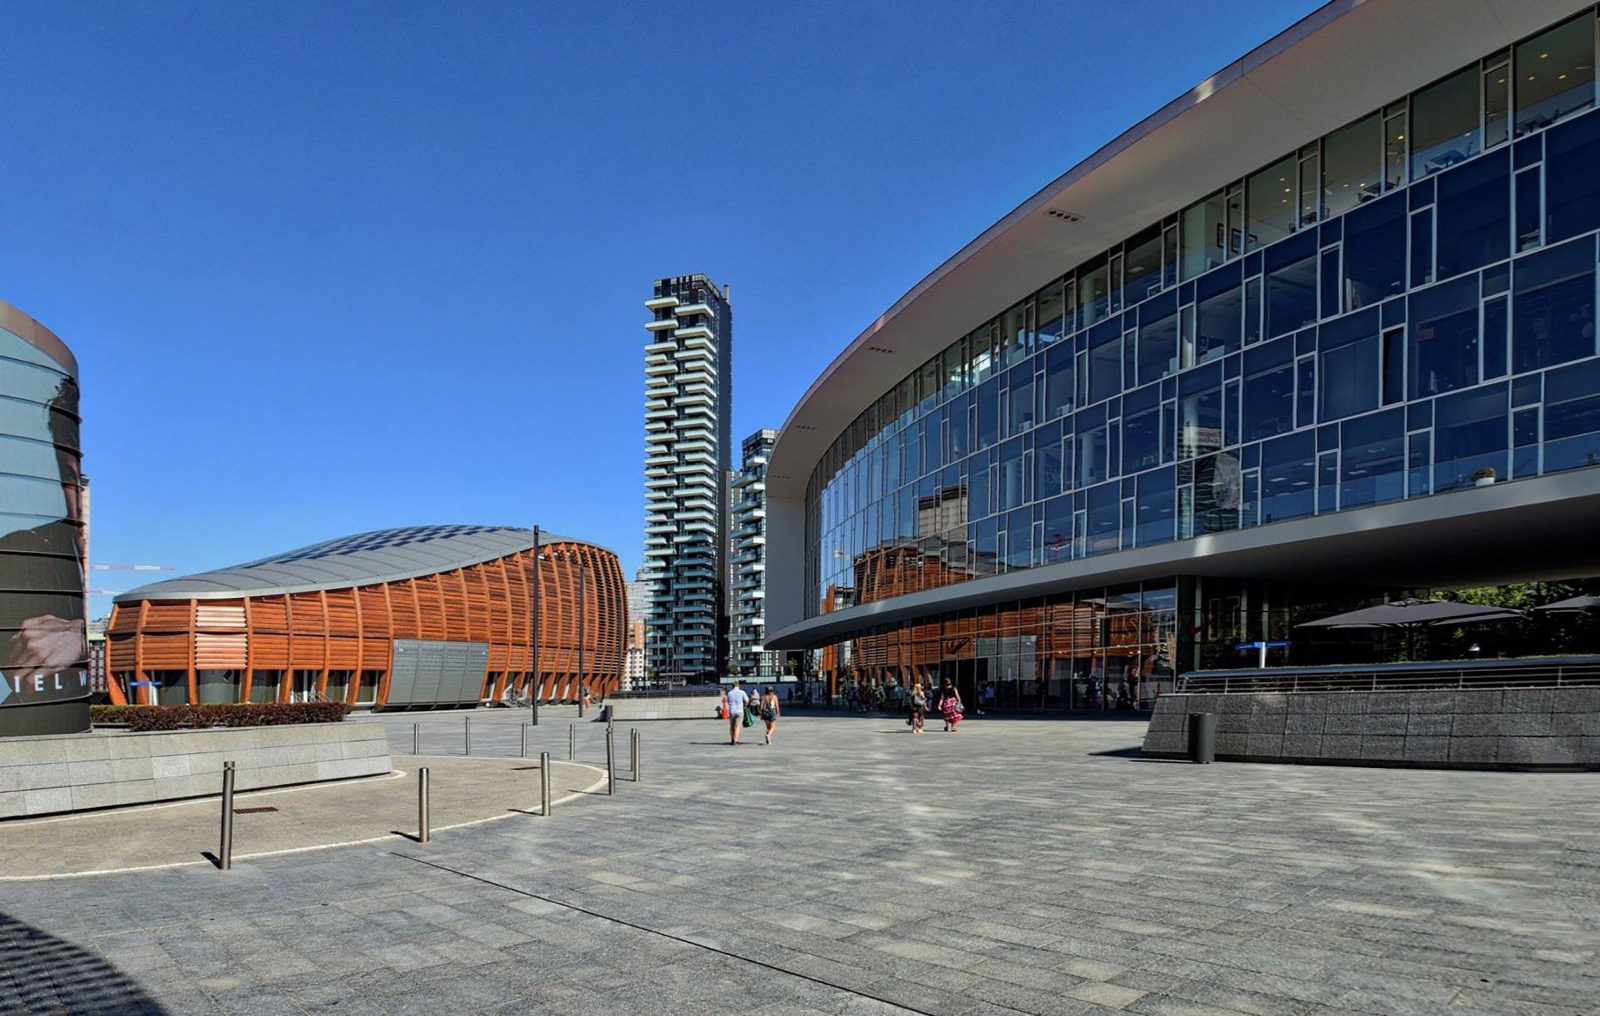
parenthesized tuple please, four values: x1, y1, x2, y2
(1188, 712, 1216, 764)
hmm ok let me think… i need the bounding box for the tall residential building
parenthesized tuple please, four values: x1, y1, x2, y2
(643, 274, 733, 681)
(624, 572, 649, 690)
(730, 429, 779, 675)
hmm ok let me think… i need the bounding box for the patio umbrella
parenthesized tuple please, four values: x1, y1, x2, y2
(1534, 594, 1600, 614)
(1296, 598, 1525, 630)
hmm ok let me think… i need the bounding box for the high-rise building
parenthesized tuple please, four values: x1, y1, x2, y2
(730, 429, 779, 675)
(624, 571, 649, 690)
(643, 274, 733, 682)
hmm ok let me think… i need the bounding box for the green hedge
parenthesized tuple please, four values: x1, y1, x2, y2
(91, 703, 350, 732)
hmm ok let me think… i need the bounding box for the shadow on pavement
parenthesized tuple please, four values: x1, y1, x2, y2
(0, 910, 169, 1015)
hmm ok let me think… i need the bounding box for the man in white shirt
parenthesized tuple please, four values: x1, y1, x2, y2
(725, 680, 749, 745)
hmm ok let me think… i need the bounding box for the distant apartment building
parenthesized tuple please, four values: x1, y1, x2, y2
(624, 573, 648, 690)
(730, 429, 782, 675)
(643, 275, 733, 681)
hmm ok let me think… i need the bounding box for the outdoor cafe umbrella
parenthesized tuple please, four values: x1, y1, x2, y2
(1296, 598, 1525, 630)
(1533, 594, 1600, 614)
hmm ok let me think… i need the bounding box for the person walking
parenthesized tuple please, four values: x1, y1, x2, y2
(935, 678, 963, 732)
(759, 686, 781, 745)
(908, 682, 928, 734)
(725, 680, 750, 746)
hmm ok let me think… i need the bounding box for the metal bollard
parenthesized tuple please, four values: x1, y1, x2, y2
(418, 767, 431, 842)
(631, 728, 640, 783)
(520, 723, 528, 759)
(569, 723, 575, 761)
(606, 727, 616, 796)
(540, 751, 552, 816)
(1188, 712, 1217, 764)
(464, 715, 471, 756)
(219, 761, 236, 870)
(413, 722, 419, 755)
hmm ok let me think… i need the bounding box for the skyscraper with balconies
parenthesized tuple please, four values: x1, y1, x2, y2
(730, 429, 777, 675)
(643, 275, 732, 681)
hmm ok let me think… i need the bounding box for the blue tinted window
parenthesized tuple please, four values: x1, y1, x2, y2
(1318, 308, 1381, 421)
(1513, 237, 1597, 373)
(1121, 385, 1162, 474)
(1544, 359, 1600, 472)
(1546, 110, 1600, 242)
(1086, 318, 1122, 403)
(1193, 452, 1242, 534)
(1043, 341, 1074, 419)
(1339, 408, 1406, 508)
(1260, 432, 1315, 524)
(1408, 276, 1479, 398)
(1075, 404, 1110, 488)
(1266, 233, 1319, 338)
(1242, 364, 1295, 441)
(1085, 481, 1121, 555)
(1435, 149, 1509, 280)
(1137, 293, 1178, 385)
(1134, 468, 1176, 547)
(1343, 192, 1407, 309)
(1433, 382, 1509, 490)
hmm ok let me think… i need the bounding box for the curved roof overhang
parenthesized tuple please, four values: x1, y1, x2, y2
(766, 0, 1589, 500)
(0, 298, 76, 377)
(115, 526, 610, 603)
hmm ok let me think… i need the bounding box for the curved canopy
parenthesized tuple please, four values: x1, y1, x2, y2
(115, 524, 600, 602)
(1297, 599, 1524, 630)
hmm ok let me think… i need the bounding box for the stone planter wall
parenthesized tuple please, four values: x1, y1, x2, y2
(0, 722, 393, 818)
(1142, 687, 1600, 769)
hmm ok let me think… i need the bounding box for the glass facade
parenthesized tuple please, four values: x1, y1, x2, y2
(799, 11, 1600, 704)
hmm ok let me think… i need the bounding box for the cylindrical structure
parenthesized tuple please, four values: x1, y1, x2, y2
(0, 301, 87, 738)
(418, 766, 430, 842)
(520, 723, 527, 759)
(413, 722, 419, 755)
(219, 761, 236, 870)
(605, 727, 615, 796)
(1188, 713, 1217, 764)
(568, 723, 575, 761)
(539, 751, 552, 816)
(464, 716, 471, 756)
(631, 729, 640, 782)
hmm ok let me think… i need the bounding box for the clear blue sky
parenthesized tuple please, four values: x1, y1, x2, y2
(0, 0, 1320, 614)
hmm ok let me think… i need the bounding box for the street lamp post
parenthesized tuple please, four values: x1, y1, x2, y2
(530, 524, 540, 727)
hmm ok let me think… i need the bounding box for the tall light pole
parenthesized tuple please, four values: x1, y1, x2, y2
(530, 525, 541, 726)
(577, 559, 588, 716)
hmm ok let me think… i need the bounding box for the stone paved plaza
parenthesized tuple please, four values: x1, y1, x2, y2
(3, 709, 1599, 1015)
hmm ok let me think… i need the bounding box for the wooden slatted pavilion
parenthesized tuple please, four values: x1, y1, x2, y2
(106, 525, 626, 709)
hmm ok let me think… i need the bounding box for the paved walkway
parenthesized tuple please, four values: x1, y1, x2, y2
(3, 710, 1599, 1015)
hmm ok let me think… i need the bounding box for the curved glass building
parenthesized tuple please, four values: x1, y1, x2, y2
(0, 300, 85, 737)
(765, 1, 1600, 712)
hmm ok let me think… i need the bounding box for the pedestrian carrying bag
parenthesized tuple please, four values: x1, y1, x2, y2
(742, 708, 755, 728)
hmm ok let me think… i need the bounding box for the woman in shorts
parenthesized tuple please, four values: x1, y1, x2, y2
(759, 686, 781, 745)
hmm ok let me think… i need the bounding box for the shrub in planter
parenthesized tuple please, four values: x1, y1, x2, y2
(90, 702, 349, 732)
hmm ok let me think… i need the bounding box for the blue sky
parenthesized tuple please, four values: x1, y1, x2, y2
(0, 0, 1320, 613)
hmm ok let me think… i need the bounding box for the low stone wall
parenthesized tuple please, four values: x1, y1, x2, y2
(0, 722, 393, 818)
(607, 696, 721, 721)
(1142, 687, 1600, 769)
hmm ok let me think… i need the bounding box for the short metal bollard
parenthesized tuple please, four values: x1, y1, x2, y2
(568, 723, 575, 761)
(630, 728, 640, 783)
(464, 715, 471, 756)
(605, 727, 616, 796)
(418, 767, 431, 842)
(540, 751, 552, 816)
(219, 761, 236, 870)
(520, 723, 528, 759)
(413, 722, 420, 755)
(1188, 712, 1217, 764)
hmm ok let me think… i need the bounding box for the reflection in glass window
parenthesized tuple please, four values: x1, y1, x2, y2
(1260, 432, 1315, 524)
(1411, 67, 1480, 177)
(1122, 226, 1163, 305)
(997, 438, 1026, 512)
(1408, 276, 1480, 398)
(1515, 13, 1596, 137)
(976, 378, 999, 449)
(1196, 271, 1242, 364)
(1546, 111, 1600, 243)
(1043, 342, 1075, 419)
(1178, 365, 1223, 460)
(1433, 382, 1509, 490)
(1323, 114, 1382, 217)
(1194, 452, 1242, 533)
(1543, 359, 1600, 472)
(1241, 336, 1296, 441)
(1034, 421, 1063, 500)
(1319, 308, 1381, 421)
(1137, 294, 1178, 385)
(1436, 149, 1509, 279)
(1037, 283, 1066, 346)
(1342, 191, 1407, 309)
(1485, 55, 1511, 149)
(1246, 156, 1297, 251)
(1076, 404, 1110, 488)
(1042, 494, 1073, 562)
(1180, 191, 1226, 280)
(1339, 408, 1406, 508)
(1513, 237, 1597, 373)
(1087, 319, 1122, 404)
(1265, 233, 1319, 338)
(1005, 363, 1035, 437)
(1080, 257, 1110, 327)
(1122, 386, 1162, 474)
(1135, 468, 1176, 547)
(1086, 482, 1121, 556)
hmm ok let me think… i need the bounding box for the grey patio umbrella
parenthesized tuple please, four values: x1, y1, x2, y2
(1296, 598, 1525, 630)
(1534, 594, 1600, 613)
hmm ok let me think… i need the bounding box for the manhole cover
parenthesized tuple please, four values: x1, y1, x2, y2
(233, 806, 279, 814)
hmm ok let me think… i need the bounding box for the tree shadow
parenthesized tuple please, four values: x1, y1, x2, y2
(0, 909, 171, 1014)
